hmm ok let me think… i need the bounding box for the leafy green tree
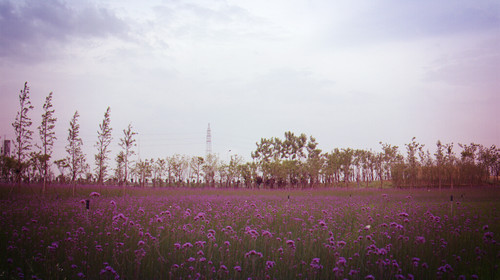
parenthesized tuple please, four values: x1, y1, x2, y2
(95, 107, 112, 185)
(225, 154, 243, 188)
(340, 148, 354, 187)
(153, 158, 167, 187)
(202, 153, 219, 186)
(405, 137, 424, 188)
(477, 145, 499, 184)
(305, 136, 323, 187)
(0, 154, 18, 182)
(134, 159, 152, 187)
(66, 111, 86, 196)
(444, 142, 456, 189)
(168, 154, 188, 185)
(114, 151, 125, 184)
(54, 158, 68, 183)
(118, 123, 137, 186)
(459, 143, 481, 186)
(12, 82, 34, 186)
(190, 156, 204, 184)
(324, 148, 342, 187)
(37, 92, 57, 194)
(251, 137, 276, 185)
(434, 140, 446, 190)
(238, 162, 258, 188)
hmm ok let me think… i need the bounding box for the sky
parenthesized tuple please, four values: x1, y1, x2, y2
(1, 0, 499, 168)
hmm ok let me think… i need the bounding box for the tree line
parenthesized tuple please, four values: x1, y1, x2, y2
(1, 82, 500, 191)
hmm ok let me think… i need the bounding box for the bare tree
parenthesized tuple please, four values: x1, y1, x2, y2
(38, 92, 57, 194)
(66, 111, 86, 196)
(95, 107, 112, 185)
(12, 82, 34, 187)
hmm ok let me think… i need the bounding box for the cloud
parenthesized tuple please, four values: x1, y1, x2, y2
(424, 36, 500, 90)
(322, 0, 500, 47)
(0, 0, 128, 63)
(151, 0, 280, 43)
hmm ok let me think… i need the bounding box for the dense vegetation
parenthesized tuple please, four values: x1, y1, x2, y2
(1, 82, 499, 189)
(1, 186, 499, 279)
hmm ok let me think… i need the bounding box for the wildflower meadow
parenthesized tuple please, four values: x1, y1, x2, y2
(1, 185, 499, 279)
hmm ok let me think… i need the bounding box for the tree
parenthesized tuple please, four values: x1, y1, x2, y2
(305, 136, 323, 187)
(435, 140, 445, 190)
(190, 156, 204, 184)
(168, 154, 188, 185)
(12, 82, 34, 186)
(478, 145, 499, 184)
(38, 92, 57, 194)
(444, 142, 457, 189)
(324, 149, 342, 187)
(340, 148, 354, 187)
(152, 158, 167, 187)
(202, 153, 219, 186)
(379, 142, 400, 188)
(95, 107, 112, 185)
(225, 154, 244, 188)
(118, 123, 137, 186)
(54, 159, 68, 183)
(115, 151, 125, 184)
(66, 111, 86, 196)
(405, 137, 424, 188)
(134, 159, 152, 187)
(238, 162, 258, 188)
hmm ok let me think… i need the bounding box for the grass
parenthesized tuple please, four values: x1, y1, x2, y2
(0, 184, 499, 279)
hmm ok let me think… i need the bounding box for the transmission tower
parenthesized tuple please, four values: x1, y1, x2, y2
(206, 123, 212, 156)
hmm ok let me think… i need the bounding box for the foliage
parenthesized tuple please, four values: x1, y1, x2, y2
(37, 92, 57, 193)
(95, 107, 113, 184)
(0, 186, 498, 279)
(11, 82, 34, 183)
(118, 123, 137, 185)
(66, 111, 87, 187)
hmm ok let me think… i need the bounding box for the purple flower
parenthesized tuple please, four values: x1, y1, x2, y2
(336, 257, 346, 267)
(89, 192, 100, 197)
(415, 236, 426, 244)
(266, 261, 275, 269)
(399, 212, 409, 217)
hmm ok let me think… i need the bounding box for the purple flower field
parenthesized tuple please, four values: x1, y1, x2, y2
(1, 186, 499, 279)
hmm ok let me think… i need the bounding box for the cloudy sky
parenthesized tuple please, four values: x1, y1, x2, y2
(1, 0, 499, 166)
